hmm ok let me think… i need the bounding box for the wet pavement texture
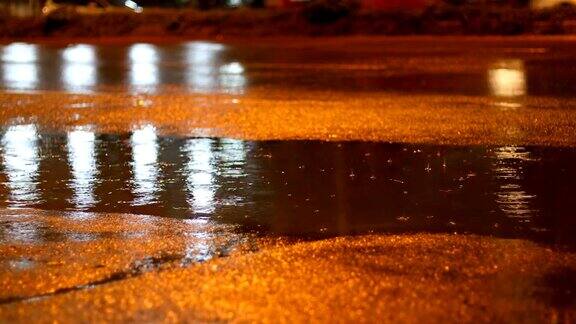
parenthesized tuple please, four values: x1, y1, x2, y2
(1, 37, 576, 322)
(2, 234, 576, 323)
(0, 208, 247, 303)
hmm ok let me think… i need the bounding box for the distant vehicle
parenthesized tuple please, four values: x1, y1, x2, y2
(42, 0, 143, 15)
(532, 0, 576, 9)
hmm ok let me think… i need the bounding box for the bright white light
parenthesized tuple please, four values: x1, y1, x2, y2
(1, 43, 37, 63)
(63, 45, 95, 64)
(185, 42, 224, 93)
(184, 43, 246, 94)
(488, 60, 526, 97)
(130, 125, 159, 205)
(67, 129, 97, 209)
(185, 138, 216, 214)
(2, 64, 38, 90)
(1, 124, 40, 205)
(219, 62, 246, 94)
(125, 0, 138, 10)
(219, 62, 244, 74)
(63, 64, 96, 92)
(62, 45, 97, 92)
(1, 43, 39, 90)
(129, 44, 159, 92)
(129, 43, 158, 63)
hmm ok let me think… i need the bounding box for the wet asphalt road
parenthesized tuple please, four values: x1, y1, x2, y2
(0, 37, 576, 322)
(2, 37, 576, 97)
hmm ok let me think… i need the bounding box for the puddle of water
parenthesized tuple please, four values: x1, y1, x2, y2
(0, 128, 575, 248)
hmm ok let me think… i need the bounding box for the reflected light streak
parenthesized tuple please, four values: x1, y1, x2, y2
(488, 60, 526, 97)
(1, 124, 40, 205)
(493, 146, 537, 221)
(219, 62, 246, 94)
(129, 44, 159, 92)
(219, 138, 247, 178)
(185, 138, 216, 214)
(185, 42, 224, 93)
(67, 129, 97, 209)
(184, 43, 246, 94)
(1, 43, 39, 90)
(183, 217, 213, 263)
(4, 221, 41, 243)
(130, 125, 160, 205)
(62, 45, 97, 92)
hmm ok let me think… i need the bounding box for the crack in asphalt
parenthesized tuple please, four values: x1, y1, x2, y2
(0, 254, 184, 306)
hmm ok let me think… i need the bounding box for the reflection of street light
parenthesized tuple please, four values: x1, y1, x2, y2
(184, 42, 246, 94)
(130, 125, 159, 205)
(67, 128, 97, 209)
(219, 138, 247, 178)
(1, 43, 36, 63)
(488, 60, 526, 97)
(129, 44, 159, 93)
(185, 42, 224, 93)
(184, 138, 216, 214)
(492, 146, 536, 222)
(1, 124, 40, 205)
(62, 44, 97, 92)
(1, 43, 38, 90)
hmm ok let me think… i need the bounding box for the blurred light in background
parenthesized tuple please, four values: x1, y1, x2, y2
(219, 62, 247, 94)
(488, 60, 526, 97)
(62, 44, 97, 92)
(130, 125, 159, 205)
(129, 44, 159, 93)
(67, 128, 97, 209)
(1, 124, 40, 205)
(1, 43, 39, 90)
(184, 42, 246, 94)
(185, 42, 224, 93)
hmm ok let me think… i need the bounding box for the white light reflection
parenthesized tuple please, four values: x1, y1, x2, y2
(184, 42, 246, 94)
(67, 129, 97, 209)
(4, 221, 41, 243)
(1, 124, 40, 205)
(183, 218, 213, 263)
(184, 138, 216, 214)
(2, 43, 36, 63)
(219, 138, 247, 178)
(129, 44, 159, 93)
(62, 45, 97, 92)
(1, 43, 38, 90)
(130, 125, 159, 205)
(493, 146, 537, 221)
(488, 60, 526, 97)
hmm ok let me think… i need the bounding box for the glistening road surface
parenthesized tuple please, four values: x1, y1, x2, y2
(0, 37, 575, 322)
